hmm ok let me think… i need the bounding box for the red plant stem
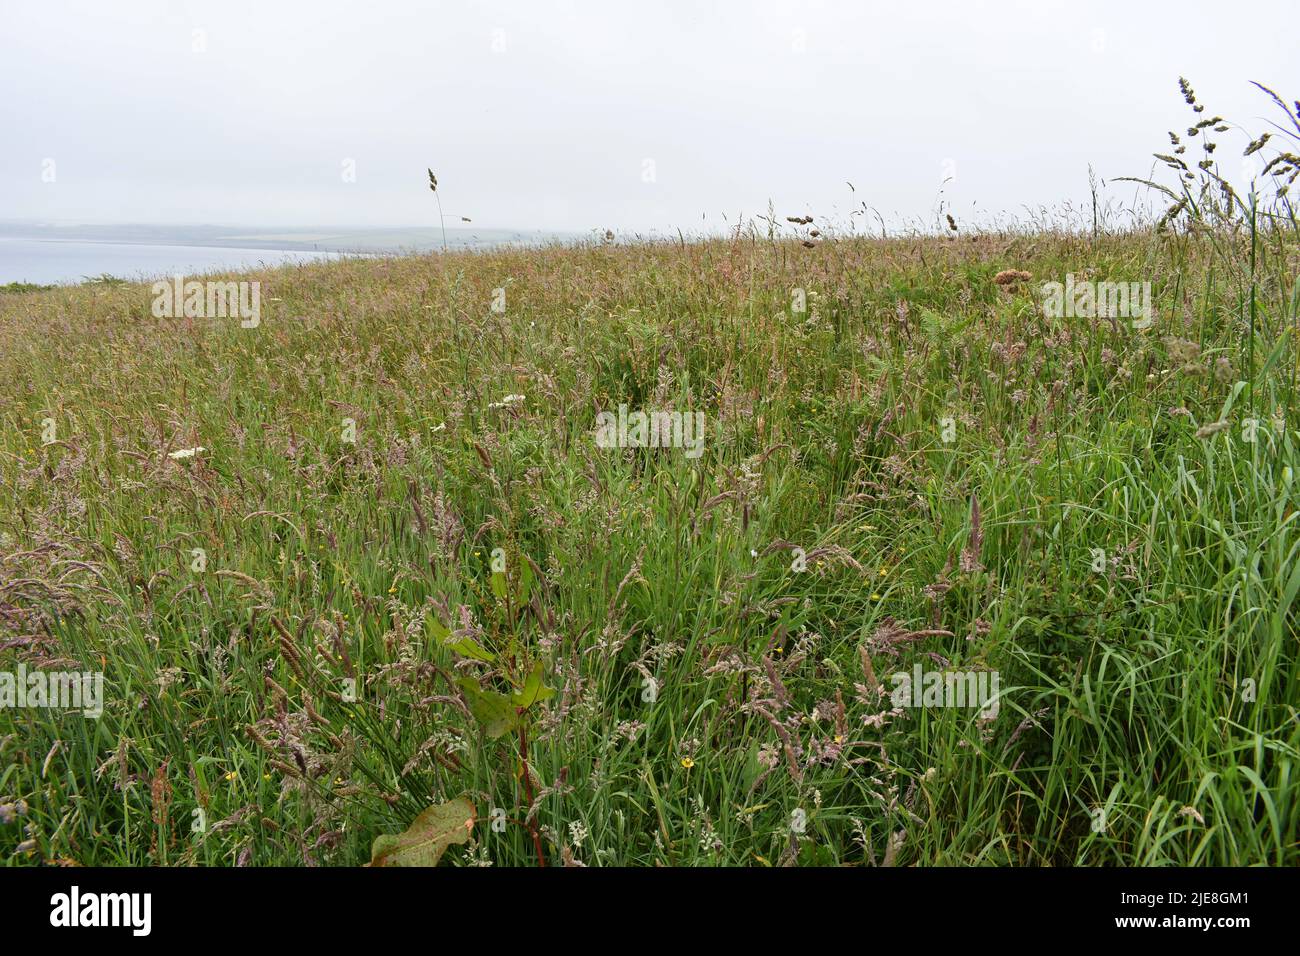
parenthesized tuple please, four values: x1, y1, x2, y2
(518, 716, 545, 867)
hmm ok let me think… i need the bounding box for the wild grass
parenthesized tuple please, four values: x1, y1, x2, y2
(0, 282, 56, 295)
(1, 82, 1299, 867)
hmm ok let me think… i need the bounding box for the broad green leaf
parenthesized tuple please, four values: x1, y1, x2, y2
(490, 571, 508, 600)
(428, 614, 496, 661)
(446, 635, 496, 662)
(510, 661, 556, 709)
(369, 797, 476, 867)
(456, 677, 518, 738)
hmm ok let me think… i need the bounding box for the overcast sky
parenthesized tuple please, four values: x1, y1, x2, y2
(3, 0, 1296, 233)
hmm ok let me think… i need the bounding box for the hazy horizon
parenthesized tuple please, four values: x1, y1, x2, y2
(0, 220, 576, 285)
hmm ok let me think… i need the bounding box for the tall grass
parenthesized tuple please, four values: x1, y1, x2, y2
(1, 83, 1298, 866)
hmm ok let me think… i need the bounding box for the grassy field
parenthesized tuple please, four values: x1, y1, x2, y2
(3, 100, 1300, 867)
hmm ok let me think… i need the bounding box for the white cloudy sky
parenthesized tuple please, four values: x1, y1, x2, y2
(2, 0, 1296, 233)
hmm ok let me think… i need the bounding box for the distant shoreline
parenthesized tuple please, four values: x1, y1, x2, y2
(0, 221, 577, 256)
(0, 222, 578, 285)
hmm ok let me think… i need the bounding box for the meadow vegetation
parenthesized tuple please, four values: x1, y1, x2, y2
(1, 80, 1298, 866)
